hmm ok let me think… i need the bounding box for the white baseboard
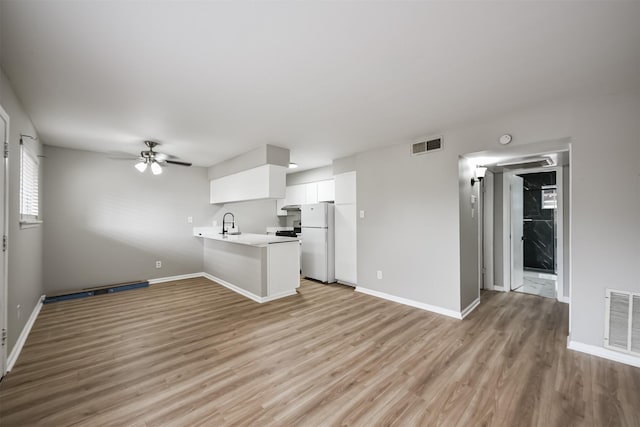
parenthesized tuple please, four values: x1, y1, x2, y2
(493, 285, 505, 292)
(200, 272, 295, 303)
(148, 272, 204, 285)
(7, 294, 45, 372)
(355, 286, 462, 319)
(337, 280, 356, 287)
(567, 339, 640, 368)
(558, 295, 570, 304)
(460, 297, 480, 319)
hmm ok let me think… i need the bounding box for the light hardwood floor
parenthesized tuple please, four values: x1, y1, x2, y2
(1, 277, 639, 426)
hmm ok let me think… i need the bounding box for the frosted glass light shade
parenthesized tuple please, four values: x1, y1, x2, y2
(476, 166, 487, 179)
(135, 161, 147, 172)
(151, 161, 163, 175)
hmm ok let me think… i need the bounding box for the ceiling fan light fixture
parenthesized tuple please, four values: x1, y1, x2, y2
(150, 161, 163, 175)
(135, 161, 148, 173)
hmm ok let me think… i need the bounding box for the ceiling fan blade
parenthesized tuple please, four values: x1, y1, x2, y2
(165, 160, 192, 167)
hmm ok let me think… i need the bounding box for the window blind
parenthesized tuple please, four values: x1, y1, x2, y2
(20, 139, 39, 221)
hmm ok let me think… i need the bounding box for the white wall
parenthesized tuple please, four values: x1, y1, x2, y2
(43, 145, 215, 293)
(355, 91, 640, 350)
(0, 69, 44, 352)
(212, 199, 283, 234)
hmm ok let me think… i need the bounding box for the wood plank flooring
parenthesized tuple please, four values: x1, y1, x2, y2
(1, 277, 639, 426)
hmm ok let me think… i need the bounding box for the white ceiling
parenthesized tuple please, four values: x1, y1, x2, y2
(1, 1, 639, 169)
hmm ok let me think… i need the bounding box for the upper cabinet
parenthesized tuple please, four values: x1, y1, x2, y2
(210, 164, 286, 204)
(317, 180, 335, 202)
(334, 171, 356, 204)
(276, 179, 335, 215)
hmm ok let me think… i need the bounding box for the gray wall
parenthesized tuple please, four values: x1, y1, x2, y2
(286, 165, 333, 186)
(43, 145, 215, 293)
(212, 199, 283, 234)
(208, 144, 289, 180)
(458, 156, 480, 309)
(356, 142, 461, 311)
(562, 165, 570, 299)
(1, 69, 44, 353)
(333, 155, 357, 175)
(493, 172, 504, 288)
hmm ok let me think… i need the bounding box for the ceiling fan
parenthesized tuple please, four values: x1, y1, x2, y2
(111, 140, 192, 175)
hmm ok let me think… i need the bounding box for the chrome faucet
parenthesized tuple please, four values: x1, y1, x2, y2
(221, 212, 235, 235)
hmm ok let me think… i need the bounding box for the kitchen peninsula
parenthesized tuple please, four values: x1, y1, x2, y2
(194, 228, 300, 303)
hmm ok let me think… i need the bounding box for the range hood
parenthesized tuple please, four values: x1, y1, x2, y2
(281, 204, 301, 211)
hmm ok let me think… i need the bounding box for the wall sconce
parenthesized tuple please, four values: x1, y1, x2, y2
(471, 166, 487, 186)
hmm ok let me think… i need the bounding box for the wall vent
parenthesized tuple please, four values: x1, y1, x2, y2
(604, 289, 640, 355)
(411, 137, 443, 156)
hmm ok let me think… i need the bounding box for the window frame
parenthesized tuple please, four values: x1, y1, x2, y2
(19, 137, 42, 227)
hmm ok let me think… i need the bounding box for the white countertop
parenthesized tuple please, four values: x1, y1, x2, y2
(193, 228, 299, 247)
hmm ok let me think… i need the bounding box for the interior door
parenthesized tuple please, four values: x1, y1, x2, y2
(0, 106, 8, 377)
(510, 175, 524, 290)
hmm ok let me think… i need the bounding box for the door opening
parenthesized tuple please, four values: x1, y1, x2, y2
(506, 167, 563, 300)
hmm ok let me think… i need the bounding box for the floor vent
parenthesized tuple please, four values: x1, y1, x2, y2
(411, 136, 443, 156)
(605, 289, 640, 355)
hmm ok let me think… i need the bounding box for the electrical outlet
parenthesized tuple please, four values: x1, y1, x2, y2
(376, 270, 383, 280)
(156, 261, 162, 269)
(17, 304, 21, 319)
(360, 210, 365, 219)
(187, 216, 193, 223)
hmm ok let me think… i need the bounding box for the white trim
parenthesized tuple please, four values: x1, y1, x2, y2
(148, 272, 204, 285)
(201, 272, 295, 303)
(461, 297, 481, 319)
(337, 280, 356, 287)
(558, 296, 570, 304)
(0, 104, 9, 376)
(260, 290, 298, 303)
(567, 339, 640, 368)
(493, 286, 505, 292)
(7, 295, 45, 372)
(355, 286, 462, 319)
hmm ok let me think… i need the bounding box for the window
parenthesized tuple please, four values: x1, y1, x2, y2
(20, 138, 40, 223)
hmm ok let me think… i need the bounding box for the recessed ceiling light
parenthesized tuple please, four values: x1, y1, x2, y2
(288, 162, 298, 169)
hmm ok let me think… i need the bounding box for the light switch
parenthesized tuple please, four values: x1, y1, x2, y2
(359, 210, 365, 218)
(187, 216, 193, 223)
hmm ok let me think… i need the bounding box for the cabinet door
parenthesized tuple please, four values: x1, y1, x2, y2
(305, 182, 318, 204)
(335, 203, 357, 284)
(317, 180, 335, 202)
(287, 184, 306, 205)
(335, 172, 356, 204)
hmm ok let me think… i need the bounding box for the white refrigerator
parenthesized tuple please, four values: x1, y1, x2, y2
(301, 203, 335, 283)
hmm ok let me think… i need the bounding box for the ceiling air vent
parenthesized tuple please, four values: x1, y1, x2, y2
(411, 137, 443, 156)
(604, 289, 640, 355)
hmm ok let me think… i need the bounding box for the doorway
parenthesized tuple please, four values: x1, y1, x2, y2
(507, 167, 563, 300)
(0, 104, 8, 378)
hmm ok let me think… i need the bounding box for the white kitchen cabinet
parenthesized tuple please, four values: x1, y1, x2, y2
(210, 164, 286, 204)
(305, 182, 318, 204)
(335, 203, 357, 285)
(317, 180, 335, 202)
(335, 171, 356, 204)
(287, 184, 306, 205)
